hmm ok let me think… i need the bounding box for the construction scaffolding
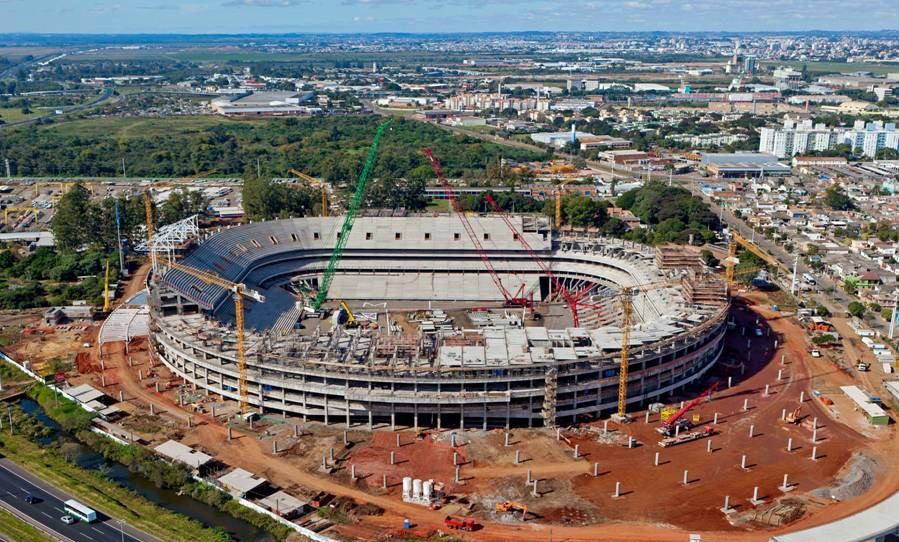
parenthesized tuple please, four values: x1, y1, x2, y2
(682, 274, 729, 306)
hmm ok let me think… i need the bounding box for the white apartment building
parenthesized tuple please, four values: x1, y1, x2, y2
(759, 119, 899, 158)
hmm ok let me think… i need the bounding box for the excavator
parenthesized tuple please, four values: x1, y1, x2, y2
(495, 501, 528, 521)
(784, 406, 804, 425)
(338, 300, 358, 328)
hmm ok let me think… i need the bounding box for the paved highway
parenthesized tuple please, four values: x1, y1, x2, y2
(0, 457, 158, 542)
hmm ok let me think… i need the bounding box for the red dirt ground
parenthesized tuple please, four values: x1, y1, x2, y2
(86, 272, 898, 541)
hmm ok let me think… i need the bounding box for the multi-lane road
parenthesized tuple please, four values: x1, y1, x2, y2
(0, 457, 158, 542)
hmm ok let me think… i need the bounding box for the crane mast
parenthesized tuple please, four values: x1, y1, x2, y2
(164, 258, 265, 412)
(312, 120, 391, 311)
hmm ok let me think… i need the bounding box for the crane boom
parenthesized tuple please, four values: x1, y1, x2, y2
(483, 193, 579, 321)
(312, 120, 391, 310)
(164, 258, 264, 412)
(422, 148, 524, 306)
(661, 382, 718, 430)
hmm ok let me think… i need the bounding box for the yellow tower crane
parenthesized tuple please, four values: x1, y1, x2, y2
(614, 278, 682, 420)
(143, 191, 154, 243)
(289, 168, 329, 217)
(103, 260, 111, 312)
(163, 258, 265, 412)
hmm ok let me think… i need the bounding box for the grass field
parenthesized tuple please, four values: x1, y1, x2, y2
(0, 107, 46, 123)
(762, 60, 899, 75)
(0, 507, 53, 542)
(39, 114, 258, 139)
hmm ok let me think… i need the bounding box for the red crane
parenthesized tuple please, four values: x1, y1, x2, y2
(421, 148, 529, 307)
(482, 193, 584, 325)
(659, 382, 719, 435)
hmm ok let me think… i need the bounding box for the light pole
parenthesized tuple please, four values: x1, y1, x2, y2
(117, 519, 125, 542)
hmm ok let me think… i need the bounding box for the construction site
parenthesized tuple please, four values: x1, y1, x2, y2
(6, 128, 897, 542)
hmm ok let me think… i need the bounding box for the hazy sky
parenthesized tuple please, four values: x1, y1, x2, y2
(2, 0, 898, 34)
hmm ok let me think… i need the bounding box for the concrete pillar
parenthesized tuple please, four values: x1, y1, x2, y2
(683, 469, 689, 485)
(752, 486, 761, 504)
(780, 473, 790, 491)
(155, 382, 160, 393)
(812, 427, 817, 443)
(749, 424, 755, 438)
(227, 426, 232, 441)
(811, 446, 818, 461)
(593, 462, 599, 477)
(272, 440, 277, 454)
(799, 391, 805, 403)
(532, 479, 539, 497)
(382, 473, 387, 489)
(556, 428, 561, 441)
(787, 438, 793, 452)
(330, 447, 335, 461)
(613, 481, 621, 498)
(721, 495, 732, 513)
(603, 420, 609, 434)
(707, 439, 713, 453)
(150, 403, 155, 415)
(742, 398, 749, 411)
(504, 432, 510, 447)
(573, 444, 579, 459)
(294, 425, 300, 438)
(351, 465, 356, 480)
(764, 384, 770, 397)
(654, 451, 660, 466)
(675, 425, 680, 438)
(713, 412, 718, 424)
(727, 376, 732, 388)
(344, 431, 349, 445)
(628, 436, 634, 448)
(781, 408, 786, 421)
(390, 451, 395, 465)
(101, 375, 106, 387)
(138, 369, 142, 381)
(119, 390, 124, 402)
(321, 455, 326, 469)
(455, 466, 460, 483)
(645, 411, 650, 423)
(451, 433, 457, 447)
(777, 369, 783, 381)
(453, 452, 459, 466)
(396, 433, 400, 448)
(514, 450, 520, 465)
(527, 469, 532, 485)
(741, 454, 747, 469)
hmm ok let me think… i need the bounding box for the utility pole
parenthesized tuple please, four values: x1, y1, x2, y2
(790, 255, 799, 296)
(4, 158, 10, 179)
(121, 157, 126, 178)
(256, 157, 261, 178)
(115, 199, 125, 275)
(890, 291, 898, 341)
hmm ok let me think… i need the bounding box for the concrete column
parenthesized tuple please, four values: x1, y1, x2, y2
(683, 469, 689, 485)
(654, 452, 660, 466)
(707, 439, 713, 453)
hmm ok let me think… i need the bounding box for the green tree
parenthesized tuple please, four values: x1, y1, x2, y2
(847, 301, 866, 319)
(823, 186, 854, 211)
(51, 183, 96, 250)
(159, 189, 209, 225)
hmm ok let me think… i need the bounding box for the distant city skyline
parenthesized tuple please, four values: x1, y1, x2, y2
(2, 0, 899, 34)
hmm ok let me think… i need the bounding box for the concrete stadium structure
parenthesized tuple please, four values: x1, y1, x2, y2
(148, 215, 729, 429)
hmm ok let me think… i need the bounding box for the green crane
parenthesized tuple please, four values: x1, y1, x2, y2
(311, 119, 391, 310)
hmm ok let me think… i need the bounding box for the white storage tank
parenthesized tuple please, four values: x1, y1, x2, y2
(402, 477, 412, 498)
(422, 480, 433, 502)
(412, 479, 423, 500)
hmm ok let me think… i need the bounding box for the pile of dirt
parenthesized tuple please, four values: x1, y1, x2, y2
(810, 452, 879, 501)
(747, 498, 807, 527)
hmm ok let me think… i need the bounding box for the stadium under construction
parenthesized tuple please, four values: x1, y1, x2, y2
(148, 214, 730, 429)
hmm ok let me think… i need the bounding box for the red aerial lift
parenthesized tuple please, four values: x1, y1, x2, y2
(657, 382, 719, 436)
(422, 148, 529, 307)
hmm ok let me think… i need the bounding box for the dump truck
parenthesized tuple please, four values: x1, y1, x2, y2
(444, 516, 477, 531)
